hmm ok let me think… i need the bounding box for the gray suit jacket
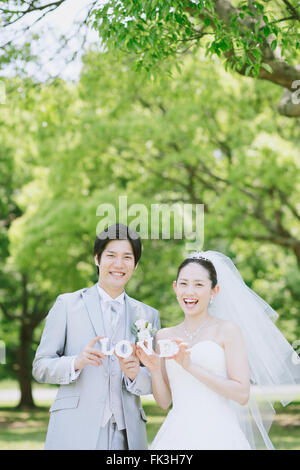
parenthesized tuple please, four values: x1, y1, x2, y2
(32, 283, 160, 450)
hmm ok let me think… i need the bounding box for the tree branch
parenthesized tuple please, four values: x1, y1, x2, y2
(277, 189, 300, 221)
(0, 302, 19, 321)
(282, 0, 300, 21)
(237, 232, 300, 248)
(185, 0, 300, 117)
(0, 1, 66, 16)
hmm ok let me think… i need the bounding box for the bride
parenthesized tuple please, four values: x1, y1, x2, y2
(136, 251, 300, 450)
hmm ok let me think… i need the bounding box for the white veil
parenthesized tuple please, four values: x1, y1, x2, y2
(188, 250, 300, 450)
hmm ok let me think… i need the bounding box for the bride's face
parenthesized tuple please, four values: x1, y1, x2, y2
(174, 263, 214, 316)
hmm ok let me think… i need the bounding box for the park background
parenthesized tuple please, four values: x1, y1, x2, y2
(0, 0, 300, 450)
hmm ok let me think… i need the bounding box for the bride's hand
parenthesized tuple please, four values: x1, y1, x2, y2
(167, 338, 191, 370)
(136, 342, 160, 373)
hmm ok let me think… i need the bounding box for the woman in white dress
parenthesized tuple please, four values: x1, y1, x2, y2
(136, 251, 300, 450)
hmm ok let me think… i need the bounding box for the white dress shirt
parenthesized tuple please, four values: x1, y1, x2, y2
(97, 285, 125, 336)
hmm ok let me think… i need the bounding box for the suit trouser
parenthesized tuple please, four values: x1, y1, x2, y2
(96, 416, 128, 450)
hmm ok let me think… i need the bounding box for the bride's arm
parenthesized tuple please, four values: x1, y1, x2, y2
(173, 322, 250, 406)
(151, 354, 172, 410)
(136, 330, 172, 410)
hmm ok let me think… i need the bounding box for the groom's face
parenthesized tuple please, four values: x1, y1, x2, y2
(95, 239, 136, 293)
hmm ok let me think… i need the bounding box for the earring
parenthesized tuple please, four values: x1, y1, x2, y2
(209, 296, 213, 305)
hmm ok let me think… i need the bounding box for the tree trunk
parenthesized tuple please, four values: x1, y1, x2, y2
(292, 245, 300, 270)
(16, 323, 36, 409)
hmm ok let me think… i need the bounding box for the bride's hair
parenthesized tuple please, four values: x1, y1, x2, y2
(176, 258, 218, 288)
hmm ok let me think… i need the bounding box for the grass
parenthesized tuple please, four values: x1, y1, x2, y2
(0, 398, 300, 450)
(0, 405, 49, 450)
(268, 401, 300, 450)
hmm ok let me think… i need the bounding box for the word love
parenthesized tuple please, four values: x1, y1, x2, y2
(99, 337, 179, 359)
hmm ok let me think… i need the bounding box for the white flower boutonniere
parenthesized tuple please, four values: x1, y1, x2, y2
(131, 318, 157, 344)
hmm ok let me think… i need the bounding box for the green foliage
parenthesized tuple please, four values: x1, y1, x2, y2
(91, 0, 300, 75)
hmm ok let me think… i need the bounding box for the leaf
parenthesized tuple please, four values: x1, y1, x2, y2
(261, 62, 273, 74)
(131, 325, 139, 335)
(271, 40, 277, 51)
(252, 48, 262, 61)
(245, 65, 253, 76)
(254, 2, 264, 12)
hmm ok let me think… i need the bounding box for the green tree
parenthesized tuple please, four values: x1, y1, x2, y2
(78, 50, 300, 265)
(0, 76, 85, 408)
(18, 48, 299, 334)
(76, 49, 300, 335)
(91, 0, 300, 117)
(1, 2, 300, 115)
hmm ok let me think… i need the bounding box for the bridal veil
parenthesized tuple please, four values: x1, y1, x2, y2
(188, 251, 300, 450)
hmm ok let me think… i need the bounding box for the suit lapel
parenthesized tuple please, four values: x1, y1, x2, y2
(124, 294, 137, 344)
(81, 283, 110, 372)
(81, 283, 105, 339)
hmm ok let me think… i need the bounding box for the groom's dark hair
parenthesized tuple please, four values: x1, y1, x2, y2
(94, 223, 142, 274)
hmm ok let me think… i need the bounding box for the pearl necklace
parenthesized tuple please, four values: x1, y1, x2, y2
(182, 316, 211, 341)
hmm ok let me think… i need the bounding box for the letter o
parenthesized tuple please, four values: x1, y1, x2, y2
(115, 340, 133, 358)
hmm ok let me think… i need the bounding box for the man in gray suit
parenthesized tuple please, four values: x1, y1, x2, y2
(32, 223, 160, 450)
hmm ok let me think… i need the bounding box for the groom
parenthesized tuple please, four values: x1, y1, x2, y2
(32, 223, 160, 450)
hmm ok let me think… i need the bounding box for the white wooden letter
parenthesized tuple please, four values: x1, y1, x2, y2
(137, 337, 154, 355)
(115, 340, 133, 359)
(158, 339, 179, 357)
(99, 337, 114, 355)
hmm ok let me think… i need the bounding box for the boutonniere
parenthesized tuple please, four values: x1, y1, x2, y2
(131, 318, 157, 344)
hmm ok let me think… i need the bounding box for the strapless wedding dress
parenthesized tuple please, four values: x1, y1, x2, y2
(150, 340, 251, 450)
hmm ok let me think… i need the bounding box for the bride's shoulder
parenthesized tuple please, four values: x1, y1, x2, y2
(218, 319, 244, 341)
(155, 325, 180, 341)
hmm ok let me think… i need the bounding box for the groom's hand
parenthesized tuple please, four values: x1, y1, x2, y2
(115, 344, 140, 381)
(74, 336, 106, 371)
